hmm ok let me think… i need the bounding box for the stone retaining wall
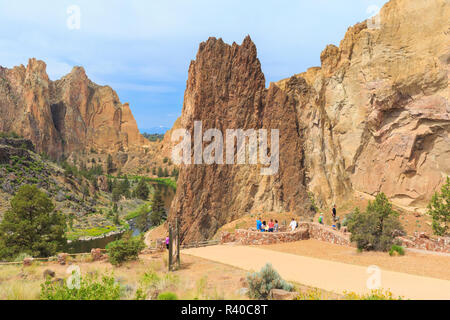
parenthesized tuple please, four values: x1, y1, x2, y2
(225, 228, 309, 245)
(220, 222, 351, 246)
(299, 222, 353, 246)
(398, 233, 450, 253)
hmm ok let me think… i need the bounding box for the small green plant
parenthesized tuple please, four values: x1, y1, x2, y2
(106, 233, 145, 266)
(157, 292, 178, 300)
(389, 245, 405, 256)
(246, 263, 294, 300)
(40, 274, 122, 300)
(343, 289, 403, 300)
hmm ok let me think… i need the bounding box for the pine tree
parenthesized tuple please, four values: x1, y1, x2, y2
(0, 185, 66, 260)
(106, 154, 114, 174)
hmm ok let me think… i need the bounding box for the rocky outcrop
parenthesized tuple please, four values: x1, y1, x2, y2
(170, 0, 449, 241)
(170, 36, 313, 242)
(0, 60, 148, 159)
(276, 0, 449, 212)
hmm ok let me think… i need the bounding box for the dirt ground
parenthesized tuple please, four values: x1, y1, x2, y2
(183, 245, 450, 300)
(260, 240, 450, 280)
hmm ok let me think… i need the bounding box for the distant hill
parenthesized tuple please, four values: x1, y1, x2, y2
(141, 127, 170, 135)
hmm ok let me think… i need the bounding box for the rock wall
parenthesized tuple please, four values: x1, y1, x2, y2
(0, 60, 148, 159)
(399, 233, 450, 253)
(221, 227, 310, 246)
(277, 0, 449, 211)
(220, 222, 352, 246)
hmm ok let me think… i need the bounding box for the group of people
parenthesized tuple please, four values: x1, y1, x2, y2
(256, 217, 279, 233)
(255, 205, 339, 232)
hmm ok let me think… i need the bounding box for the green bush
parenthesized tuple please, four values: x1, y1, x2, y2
(106, 233, 145, 266)
(246, 263, 294, 300)
(347, 193, 404, 252)
(389, 245, 405, 256)
(157, 292, 178, 300)
(40, 274, 121, 300)
(427, 176, 449, 236)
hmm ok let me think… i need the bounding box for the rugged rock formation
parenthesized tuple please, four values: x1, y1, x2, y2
(170, 36, 312, 242)
(170, 0, 449, 241)
(277, 0, 449, 211)
(0, 60, 148, 159)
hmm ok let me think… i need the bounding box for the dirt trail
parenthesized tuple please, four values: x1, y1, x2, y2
(183, 245, 450, 300)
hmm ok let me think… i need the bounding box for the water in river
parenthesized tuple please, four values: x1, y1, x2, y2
(66, 183, 175, 254)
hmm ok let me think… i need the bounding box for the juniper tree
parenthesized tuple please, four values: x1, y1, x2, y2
(0, 185, 66, 260)
(427, 177, 449, 236)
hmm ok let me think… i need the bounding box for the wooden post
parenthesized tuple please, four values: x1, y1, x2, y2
(176, 217, 181, 268)
(168, 224, 173, 272)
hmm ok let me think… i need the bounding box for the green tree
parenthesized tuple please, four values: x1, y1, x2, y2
(106, 154, 114, 174)
(347, 193, 404, 251)
(427, 177, 449, 236)
(0, 185, 66, 260)
(150, 189, 166, 226)
(157, 167, 163, 178)
(135, 179, 150, 201)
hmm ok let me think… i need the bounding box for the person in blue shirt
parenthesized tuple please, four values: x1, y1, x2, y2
(256, 217, 262, 231)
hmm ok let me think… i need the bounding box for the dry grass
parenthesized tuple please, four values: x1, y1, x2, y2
(0, 252, 249, 300)
(260, 239, 450, 280)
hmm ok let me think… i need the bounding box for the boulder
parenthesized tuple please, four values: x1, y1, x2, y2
(270, 289, 297, 300)
(43, 269, 56, 279)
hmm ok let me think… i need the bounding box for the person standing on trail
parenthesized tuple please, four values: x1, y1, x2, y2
(332, 205, 337, 222)
(256, 217, 262, 231)
(274, 220, 279, 232)
(268, 219, 274, 232)
(319, 214, 324, 225)
(165, 236, 170, 250)
(289, 218, 297, 232)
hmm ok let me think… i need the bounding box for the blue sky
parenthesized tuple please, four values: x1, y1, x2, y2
(0, 0, 388, 131)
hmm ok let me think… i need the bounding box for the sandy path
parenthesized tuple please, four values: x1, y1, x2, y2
(183, 245, 450, 300)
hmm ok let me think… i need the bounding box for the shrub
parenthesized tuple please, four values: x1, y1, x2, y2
(389, 245, 405, 256)
(40, 274, 121, 300)
(246, 263, 294, 300)
(106, 233, 145, 266)
(427, 177, 449, 236)
(347, 193, 404, 252)
(157, 292, 178, 300)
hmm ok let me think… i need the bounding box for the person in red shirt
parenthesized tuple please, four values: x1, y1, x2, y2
(268, 219, 275, 232)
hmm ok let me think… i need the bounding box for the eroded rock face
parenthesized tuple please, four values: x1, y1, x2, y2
(0, 60, 148, 159)
(170, 0, 449, 241)
(170, 37, 312, 242)
(277, 0, 449, 211)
